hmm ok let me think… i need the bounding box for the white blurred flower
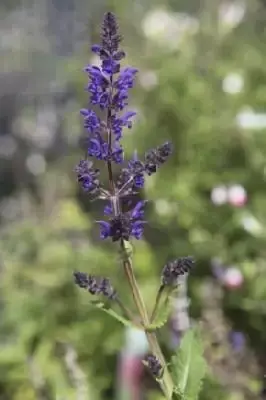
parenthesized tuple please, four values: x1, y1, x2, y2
(227, 184, 247, 207)
(175, 13, 199, 34)
(0, 198, 20, 220)
(241, 214, 263, 235)
(35, 108, 57, 149)
(236, 108, 266, 129)
(0, 9, 49, 54)
(14, 106, 57, 148)
(0, 137, 17, 158)
(219, 1, 246, 29)
(223, 72, 244, 94)
(124, 327, 149, 356)
(26, 153, 46, 175)
(155, 199, 174, 216)
(142, 9, 199, 49)
(211, 185, 228, 205)
(138, 70, 158, 90)
(142, 9, 176, 38)
(1, 28, 22, 50)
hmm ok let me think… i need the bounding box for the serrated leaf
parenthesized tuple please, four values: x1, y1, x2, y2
(146, 296, 172, 331)
(89, 300, 134, 328)
(170, 327, 207, 400)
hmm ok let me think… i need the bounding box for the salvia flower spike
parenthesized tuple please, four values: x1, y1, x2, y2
(73, 12, 198, 400)
(75, 11, 172, 242)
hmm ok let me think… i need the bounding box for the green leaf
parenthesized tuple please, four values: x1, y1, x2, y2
(172, 387, 185, 400)
(145, 295, 172, 331)
(89, 301, 134, 328)
(170, 327, 207, 400)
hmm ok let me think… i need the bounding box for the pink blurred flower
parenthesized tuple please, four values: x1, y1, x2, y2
(223, 267, 244, 289)
(227, 184, 247, 207)
(119, 353, 144, 399)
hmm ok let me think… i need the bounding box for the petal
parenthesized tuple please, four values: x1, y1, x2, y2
(98, 221, 111, 239)
(131, 201, 146, 219)
(80, 108, 89, 116)
(91, 44, 102, 54)
(104, 204, 113, 216)
(134, 175, 145, 188)
(121, 67, 138, 75)
(88, 138, 102, 157)
(131, 221, 145, 239)
(121, 111, 137, 122)
(83, 65, 100, 73)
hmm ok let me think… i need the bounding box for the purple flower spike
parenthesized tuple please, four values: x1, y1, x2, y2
(80, 11, 139, 171)
(75, 12, 172, 243)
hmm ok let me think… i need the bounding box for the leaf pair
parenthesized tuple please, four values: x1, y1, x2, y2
(89, 298, 207, 400)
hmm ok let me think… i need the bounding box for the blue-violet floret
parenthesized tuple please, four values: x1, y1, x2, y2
(98, 200, 147, 242)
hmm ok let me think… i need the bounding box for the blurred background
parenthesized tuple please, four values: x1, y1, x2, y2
(0, 0, 266, 399)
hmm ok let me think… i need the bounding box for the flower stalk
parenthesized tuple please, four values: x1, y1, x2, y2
(150, 284, 165, 322)
(121, 239, 174, 399)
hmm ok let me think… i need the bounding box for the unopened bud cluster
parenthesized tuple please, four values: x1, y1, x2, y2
(161, 257, 195, 287)
(144, 354, 163, 378)
(74, 272, 117, 300)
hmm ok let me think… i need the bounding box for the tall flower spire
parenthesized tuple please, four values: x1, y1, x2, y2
(81, 12, 137, 168)
(75, 12, 172, 242)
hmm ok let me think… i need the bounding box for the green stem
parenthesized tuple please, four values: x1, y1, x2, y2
(150, 284, 165, 322)
(121, 241, 174, 399)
